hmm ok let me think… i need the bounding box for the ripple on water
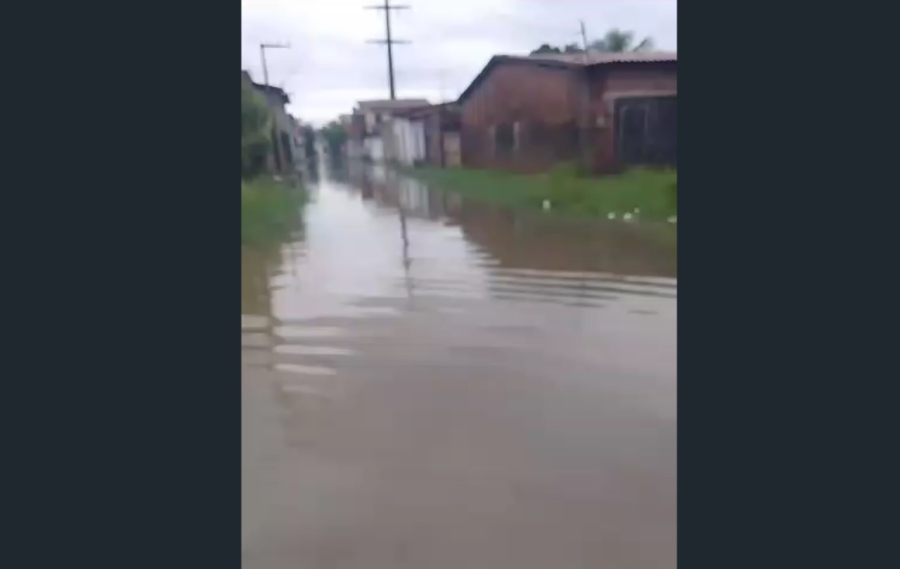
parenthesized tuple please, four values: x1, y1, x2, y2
(274, 363, 338, 376)
(274, 345, 358, 357)
(241, 170, 676, 568)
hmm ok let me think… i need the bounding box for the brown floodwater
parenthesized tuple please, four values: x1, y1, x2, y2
(242, 162, 677, 569)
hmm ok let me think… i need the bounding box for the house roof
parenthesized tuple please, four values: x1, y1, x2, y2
(243, 72, 289, 106)
(356, 98, 430, 112)
(255, 83, 290, 106)
(241, 70, 291, 105)
(392, 101, 461, 119)
(515, 51, 676, 66)
(457, 51, 677, 103)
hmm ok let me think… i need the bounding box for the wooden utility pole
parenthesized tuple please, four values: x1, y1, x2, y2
(366, 1, 410, 100)
(260, 42, 289, 173)
(580, 20, 589, 55)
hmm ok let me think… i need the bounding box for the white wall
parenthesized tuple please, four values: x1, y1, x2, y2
(392, 118, 426, 166)
(413, 120, 426, 164)
(382, 120, 401, 164)
(364, 136, 384, 162)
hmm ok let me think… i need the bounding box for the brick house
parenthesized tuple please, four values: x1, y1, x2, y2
(456, 52, 676, 174)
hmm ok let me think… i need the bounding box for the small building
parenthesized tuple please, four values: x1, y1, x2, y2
(349, 99, 430, 162)
(242, 70, 301, 174)
(456, 52, 676, 174)
(387, 102, 462, 167)
(383, 107, 427, 166)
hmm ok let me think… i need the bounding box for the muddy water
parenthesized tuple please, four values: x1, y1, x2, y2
(242, 163, 676, 569)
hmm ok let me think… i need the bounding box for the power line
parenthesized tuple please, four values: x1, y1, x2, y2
(365, 1, 410, 100)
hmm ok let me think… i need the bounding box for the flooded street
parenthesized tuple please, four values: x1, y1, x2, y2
(241, 163, 677, 569)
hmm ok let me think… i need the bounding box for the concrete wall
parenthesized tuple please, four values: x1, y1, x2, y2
(392, 118, 426, 166)
(412, 120, 426, 164)
(364, 136, 384, 162)
(380, 117, 426, 166)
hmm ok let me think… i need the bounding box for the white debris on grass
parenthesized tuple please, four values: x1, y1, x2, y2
(542, 199, 551, 211)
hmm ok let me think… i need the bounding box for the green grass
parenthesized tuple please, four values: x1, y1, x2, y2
(403, 163, 677, 220)
(241, 177, 307, 246)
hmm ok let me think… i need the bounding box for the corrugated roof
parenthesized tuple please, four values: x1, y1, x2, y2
(513, 51, 677, 66)
(356, 99, 431, 111)
(456, 52, 676, 103)
(392, 101, 459, 118)
(249, 80, 290, 106)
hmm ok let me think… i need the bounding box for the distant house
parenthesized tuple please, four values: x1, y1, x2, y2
(456, 52, 676, 174)
(242, 70, 301, 174)
(384, 107, 427, 166)
(349, 99, 430, 162)
(388, 102, 462, 167)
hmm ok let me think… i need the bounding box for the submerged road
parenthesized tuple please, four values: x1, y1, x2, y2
(242, 165, 676, 569)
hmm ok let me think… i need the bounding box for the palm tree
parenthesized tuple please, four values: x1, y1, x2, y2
(589, 29, 654, 53)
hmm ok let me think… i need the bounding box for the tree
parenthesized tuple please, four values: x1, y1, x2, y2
(241, 79, 272, 179)
(530, 43, 561, 55)
(301, 124, 317, 164)
(530, 42, 583, 55)
(529, 29, 655, 57)
(318, 121, 348, 160)
(589, 29, 654, 53)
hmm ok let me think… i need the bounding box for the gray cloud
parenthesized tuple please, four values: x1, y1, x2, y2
(241, 0, 676, 125)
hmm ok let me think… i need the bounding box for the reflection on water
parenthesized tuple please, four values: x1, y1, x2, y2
(242, 161, 676, 569)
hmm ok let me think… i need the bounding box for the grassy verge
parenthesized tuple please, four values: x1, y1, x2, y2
(241, 177, 307, 246)
(403, 164, 677, 220)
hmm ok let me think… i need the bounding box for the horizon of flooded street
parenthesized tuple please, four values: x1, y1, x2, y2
(242, 160, 676, 569)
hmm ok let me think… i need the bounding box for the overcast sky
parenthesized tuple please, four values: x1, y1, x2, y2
(241, 0, 677, 126)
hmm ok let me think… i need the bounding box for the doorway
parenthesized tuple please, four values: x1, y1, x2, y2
(614, 96, 676, 167)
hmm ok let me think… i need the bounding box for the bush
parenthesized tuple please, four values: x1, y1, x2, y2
(242, 80, 272, 179)
(241, 178, 307, 246)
